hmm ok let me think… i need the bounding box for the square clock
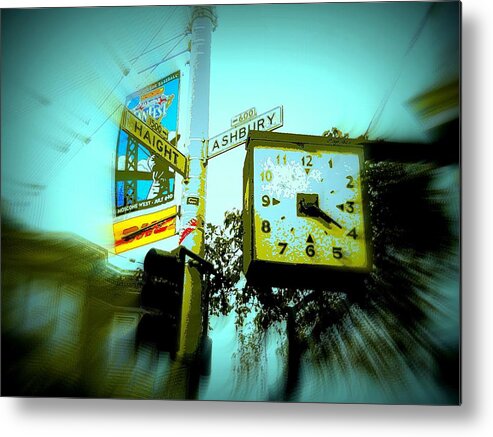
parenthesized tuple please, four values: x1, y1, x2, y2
(243, 130, 372, 289)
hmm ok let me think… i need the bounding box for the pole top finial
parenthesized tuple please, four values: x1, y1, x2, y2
(190, 6, 218, 31)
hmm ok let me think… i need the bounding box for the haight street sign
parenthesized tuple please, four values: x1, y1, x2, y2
(208, 106, 283, 159)
(121, 108, 188, 177)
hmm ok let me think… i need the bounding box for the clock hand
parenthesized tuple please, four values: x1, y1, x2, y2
(299, 199, 343, 229)
(318, 208, 343, 229)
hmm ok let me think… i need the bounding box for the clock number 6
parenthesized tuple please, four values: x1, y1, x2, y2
(305, 244, 315, 257)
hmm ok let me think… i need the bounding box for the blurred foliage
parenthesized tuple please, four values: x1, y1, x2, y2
(204, 159, 459, 401)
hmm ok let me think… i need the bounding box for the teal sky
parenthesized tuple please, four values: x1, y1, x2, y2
(1, 1, 461, 404)
(1, 2, 460, 268)
(207, 2, 460, 228)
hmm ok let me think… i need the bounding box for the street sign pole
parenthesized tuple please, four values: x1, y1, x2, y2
(170, 6, 216, 382)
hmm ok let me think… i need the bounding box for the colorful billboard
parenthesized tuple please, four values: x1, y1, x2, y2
(115, 71, 180, 217)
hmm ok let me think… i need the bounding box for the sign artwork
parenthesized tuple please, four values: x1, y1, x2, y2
(115, 71, 181, 217)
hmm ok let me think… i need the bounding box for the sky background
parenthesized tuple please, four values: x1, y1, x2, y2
(1, 1, 460, 403)
(1, 2, 460, 269)
(207, 1, 459, 221)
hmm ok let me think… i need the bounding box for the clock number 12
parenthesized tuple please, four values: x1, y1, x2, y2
(301, 155, 313, 167)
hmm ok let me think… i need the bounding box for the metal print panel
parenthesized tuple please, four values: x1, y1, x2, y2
(1, 2, 460, 404)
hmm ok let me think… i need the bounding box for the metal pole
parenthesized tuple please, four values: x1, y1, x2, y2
(176, 5, 216, 362)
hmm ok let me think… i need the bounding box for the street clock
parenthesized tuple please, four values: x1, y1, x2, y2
(243, 130, 372, 289)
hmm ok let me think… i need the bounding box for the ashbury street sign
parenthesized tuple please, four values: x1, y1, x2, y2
(207, 106, 283, 159)
(121, 108, 188, 177)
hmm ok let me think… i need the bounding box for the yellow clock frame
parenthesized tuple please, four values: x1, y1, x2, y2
(243, 130, 372, 289)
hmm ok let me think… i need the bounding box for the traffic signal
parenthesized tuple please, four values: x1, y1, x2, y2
(136, 248, 186, 355)
(136, 246, 214, 361)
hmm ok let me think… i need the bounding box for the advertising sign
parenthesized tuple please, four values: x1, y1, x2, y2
(113, 204, 178, 254)
(127, 71, 180, 132)
(115, 71, 181, 217)
(208, 106, 283, 159)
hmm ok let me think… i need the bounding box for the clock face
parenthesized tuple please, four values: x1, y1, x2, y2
(251, 143, 370, 271)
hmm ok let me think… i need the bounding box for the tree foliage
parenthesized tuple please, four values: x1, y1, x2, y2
(204, 159, 459, 401)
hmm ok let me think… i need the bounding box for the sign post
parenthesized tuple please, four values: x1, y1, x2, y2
(173, 5, 216, 374)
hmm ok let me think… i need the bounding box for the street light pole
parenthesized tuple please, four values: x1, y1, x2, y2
(176, 5, 216, 363)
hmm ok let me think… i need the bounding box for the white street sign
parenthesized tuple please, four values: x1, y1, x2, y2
(208, 106, 283, 159)
(231, 107, 257, 128)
